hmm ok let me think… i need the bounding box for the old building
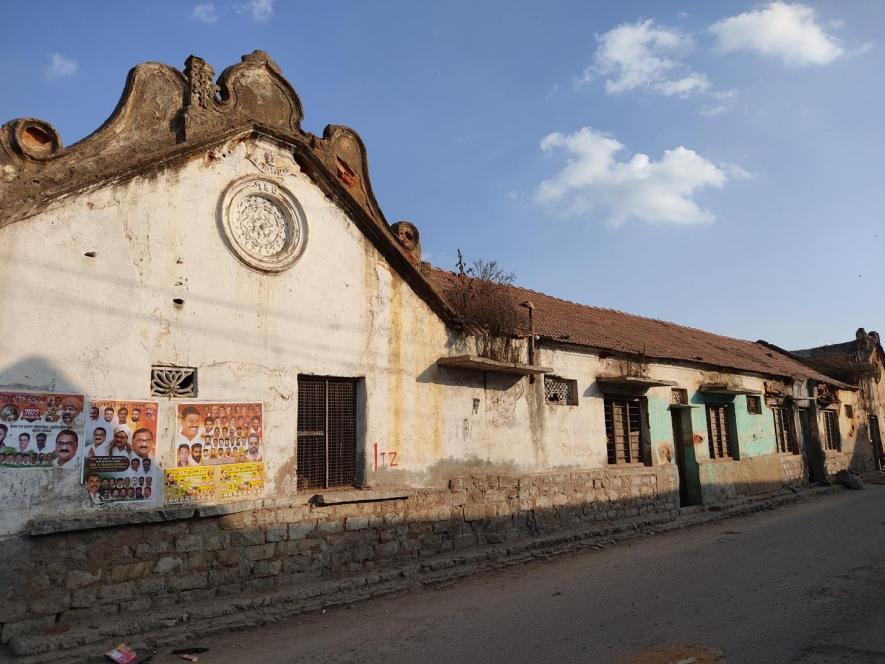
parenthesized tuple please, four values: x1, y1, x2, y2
(0, 52, 864, 657)
(791, 328, 885, 472)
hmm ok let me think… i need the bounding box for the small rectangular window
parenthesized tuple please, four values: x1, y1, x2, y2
(544, 376, 578, 406)
(706, 403, 734, 460)
(844, 405, 854, 419)
(746, 396, 762, 414)
(605, 397, 644, 464)
(822, 410, 841, 451)
(151, 365, 197, 398)
(772, 406, 797, 454)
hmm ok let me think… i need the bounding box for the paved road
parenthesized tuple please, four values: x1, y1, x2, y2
(159, 484, 885, 664)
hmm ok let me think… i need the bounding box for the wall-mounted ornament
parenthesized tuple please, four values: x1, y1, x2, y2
(151, 366, 197, 398)
(218, 176, 308, 273)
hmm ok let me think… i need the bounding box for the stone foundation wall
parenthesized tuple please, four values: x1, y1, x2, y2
(697, 454, 806, 505)
(0, 466, 678, 650)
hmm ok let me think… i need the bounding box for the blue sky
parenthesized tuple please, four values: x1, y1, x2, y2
(2, 1, 882, 349)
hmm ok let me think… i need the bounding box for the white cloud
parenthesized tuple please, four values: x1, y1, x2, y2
(192, 3, 218, 23)
(698, 104, 728, 117)
(710, 2, 844, 66)
(535, 127, 735, 226)
(44, 53, 78, 81)
(241, 0, 274, 22)
(584, 19, 710, 98)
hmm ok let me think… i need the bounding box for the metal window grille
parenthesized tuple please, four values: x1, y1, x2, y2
(296, 375, 357, 490)
(746, 396, 762, 414)
(822, 410, 840, 451)
(605, 397, 643, 464)
(706, 404, 733, 459)
(545, 376, 577, 405)
(671, 388, 688, 405)
(772, 406, 797, 454)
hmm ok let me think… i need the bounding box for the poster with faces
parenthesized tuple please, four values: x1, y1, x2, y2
(82, 400, 159, 503)
(165, 402, 265, 503)
(174, 402, 264, 467)
(0, 392, 84, 469)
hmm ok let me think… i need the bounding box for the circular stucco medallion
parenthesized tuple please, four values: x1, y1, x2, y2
(218, 176, 307, 272)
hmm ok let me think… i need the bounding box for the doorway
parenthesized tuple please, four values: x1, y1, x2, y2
(870, 415, 883, 471)
(671, 409, 701, 506)
(798, 408, 822, 482)
(296, 375, 358, 491)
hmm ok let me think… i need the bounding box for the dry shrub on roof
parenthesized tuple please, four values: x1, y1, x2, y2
(452, 251, 525, 363)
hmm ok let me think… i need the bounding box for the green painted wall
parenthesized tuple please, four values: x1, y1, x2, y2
(647, 394, 674, 447)
(733, 395, 778, 458)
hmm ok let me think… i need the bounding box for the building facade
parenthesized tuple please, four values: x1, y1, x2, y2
(0, 52, 869, 656)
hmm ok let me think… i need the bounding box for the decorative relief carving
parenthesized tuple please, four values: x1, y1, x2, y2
(219, 176, 307, 273)
(233, 196, 288, 257)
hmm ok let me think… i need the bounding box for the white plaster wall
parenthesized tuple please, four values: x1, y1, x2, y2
(0, 137, 571, 535)
(0, 137, 458, 534)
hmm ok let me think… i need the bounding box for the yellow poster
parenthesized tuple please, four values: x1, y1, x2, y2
(164, 466, 216, 502)
(218, 462, 265, 499)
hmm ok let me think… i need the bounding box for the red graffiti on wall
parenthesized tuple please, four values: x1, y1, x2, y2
(372, 442, 399, 471)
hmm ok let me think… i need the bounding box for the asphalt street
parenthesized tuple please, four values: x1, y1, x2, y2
(157, 484, 885, 664)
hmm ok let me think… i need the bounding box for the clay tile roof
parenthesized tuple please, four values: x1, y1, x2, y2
(427, 268, 848, 387)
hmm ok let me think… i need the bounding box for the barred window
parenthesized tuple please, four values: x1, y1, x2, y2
(545, 376, 578, 406)
(746, 396, 762, 414)
(706, 404, 734, 460)
(822, 410, 841, 451)
(605, 397, 644, 464)
(772, 406, 797, 454)
(844, 405, 854, 419)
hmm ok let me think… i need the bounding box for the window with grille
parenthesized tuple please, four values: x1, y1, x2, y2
(746, 395, 762, 414)
(772, 406, 797, 454)
(822, 410, 841, 451)
(706, 404, 734, 460)
(844, 405, 854, 419)
(545, 376, 578, 406)
(605, 397, 644, 464)
(297, 375, 358, 490)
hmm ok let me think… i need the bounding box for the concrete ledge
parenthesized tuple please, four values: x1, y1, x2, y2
(312, 489, 411, 506)
(28, 499, 267, 536)
(25, 490, 415, 536)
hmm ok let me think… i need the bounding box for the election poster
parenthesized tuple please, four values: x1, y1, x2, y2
(164, 466, 215, 503)
(0, 392, 84, 469)
(165, 402, 265, 503)
(81, 400, 159, 502)
(218, 462, 265, 499)
(165, 462, 265, 503)
(174, 402, 264, 467)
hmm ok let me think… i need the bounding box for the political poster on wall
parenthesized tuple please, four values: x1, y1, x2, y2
(82, 400, 159, 502)
(0, 392, 84, 469)
(218, 462, 265, 499)
(174, 402, 264, 466)
(165, 402, 265, 503)
(164, 466, 215, 503)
